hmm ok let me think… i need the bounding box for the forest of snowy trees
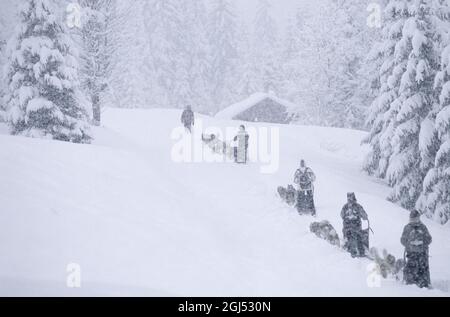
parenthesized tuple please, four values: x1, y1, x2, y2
(0, 0, 416, 129)
(0, 0, 449, 224)
(0, 0, 384, 128)
(107, 0, 385, 128)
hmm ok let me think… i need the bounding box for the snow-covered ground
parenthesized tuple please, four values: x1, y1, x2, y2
(0, 108, 449, 297)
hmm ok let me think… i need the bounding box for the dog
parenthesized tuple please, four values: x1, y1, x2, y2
(310, 220, 340, 247)
(368, 247, 405, 280)
(277, 185, 297, 206)
(202, 134, 234, 159)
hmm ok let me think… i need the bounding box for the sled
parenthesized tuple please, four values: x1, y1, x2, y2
(361, 221, 375, 255)
(362, 228, 370, 253)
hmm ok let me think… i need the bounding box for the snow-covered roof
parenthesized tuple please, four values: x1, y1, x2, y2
(215, 93, 298, 120)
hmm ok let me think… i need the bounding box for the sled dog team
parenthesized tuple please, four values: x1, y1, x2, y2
(181, 106, 433, 289)
(183, 105, 250, 164)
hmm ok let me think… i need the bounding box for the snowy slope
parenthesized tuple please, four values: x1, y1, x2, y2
(0, 108, 449, 296)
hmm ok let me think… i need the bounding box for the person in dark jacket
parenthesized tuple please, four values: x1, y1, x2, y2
(401, 210, 432, 288)
(294, 160, 316, 215)
(181, 105, 195, 132)
(341, 193, 368, 258)
(233, 125, 249, 164)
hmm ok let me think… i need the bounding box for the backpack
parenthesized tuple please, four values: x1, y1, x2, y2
(298, 170, 312, 190)
(407, 225, 426, 250)
(344, 205, 360, 221)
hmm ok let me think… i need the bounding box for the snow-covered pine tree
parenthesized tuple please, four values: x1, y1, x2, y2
(333, 0, 367, 129)
(111, 0, 211, 112)
(355, 0, 390, 124)
(0, 15, 6, 68)
(208, 0, 239, 112)
(286, 0, 371, 128)
(179, 0, 211, 113)
(279, 2, 325, 125)
(237, 22, 258, 100)
(0, 3, 16, 120)
(4, 0, 90, 143)
(143, 0, 185, 108)
(420, 46, 450, 223)
(319, 0, 384, 130)
(350, 40, 383, 131)
(0, 14, 7, 119)
(282, 13, 301, 100)
(108, 0, 147, 109)
(78, 0, 118, 126)
(386, 0, 441, 209)
(252, 0, 283, 96)
(364, 0, 409, 178)
(282, 7, 316, 124)
(351, 1, 390, 132)
(417, 0, 450, 224)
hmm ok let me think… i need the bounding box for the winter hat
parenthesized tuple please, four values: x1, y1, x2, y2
(410, 210, 421, 222)
(347, 192, 357, 203)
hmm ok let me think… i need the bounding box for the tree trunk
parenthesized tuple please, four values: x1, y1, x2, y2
(92, 94, 101, 126)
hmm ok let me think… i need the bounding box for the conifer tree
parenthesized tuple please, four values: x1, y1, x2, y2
(386, 0, 441, 209)
(208, 0, 239, 112)
(4, 0, 90, 142)
(364, 0, 410, 177)
(417, 0, 450, 223)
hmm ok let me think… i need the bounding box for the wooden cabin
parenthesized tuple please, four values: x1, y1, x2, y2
(215, 93, 296, 124)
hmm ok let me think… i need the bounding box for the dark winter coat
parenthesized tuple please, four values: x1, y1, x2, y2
(233, 131, 249, 163)
(401, 220, 432, 288)
(404, 250, 431, 288)
(341, 202, 368, 230)
(401, 221, 432, 253)
(341, 202, 368, 257)
(181, 109, 194, 126)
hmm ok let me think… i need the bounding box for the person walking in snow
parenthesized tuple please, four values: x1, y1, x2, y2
(341, 193, 368, 258)
(294, 159, 316, 215)
(233, 125, 249, 164)
(401, 210, 432, 288)
(181, 105, 195, 133)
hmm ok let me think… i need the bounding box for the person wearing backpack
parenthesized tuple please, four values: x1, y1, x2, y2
(233, 125, 250, 164)
(341, 193, 368, 258)
(401, 210, 432, 288)
(294, 159, 316, 215)
(181, 105, 195, 133)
